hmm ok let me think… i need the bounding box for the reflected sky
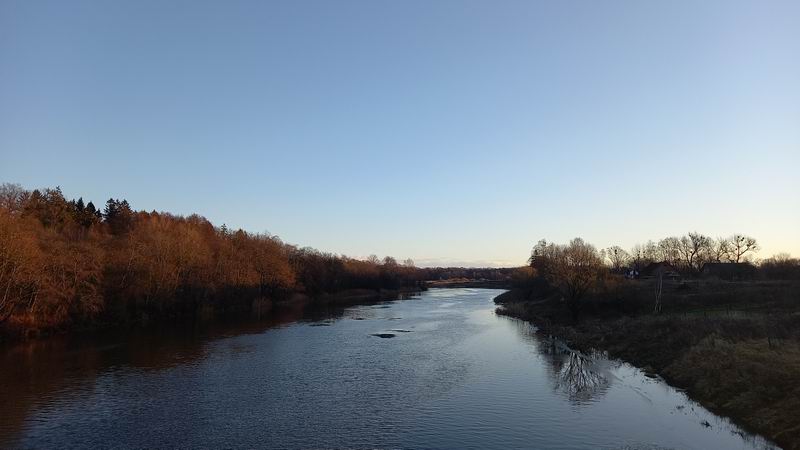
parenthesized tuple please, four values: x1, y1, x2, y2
(0, 289, 778, 449)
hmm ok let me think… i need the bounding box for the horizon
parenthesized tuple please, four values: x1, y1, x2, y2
(2, 0, 799, 266)
(0, 181, 793, 269)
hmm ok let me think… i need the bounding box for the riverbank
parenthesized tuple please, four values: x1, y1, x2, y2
(2, 288, 773, 449)
(495, 280, 800, 449)
(1, 286, 424, 344)
(424, 279, 512, 289)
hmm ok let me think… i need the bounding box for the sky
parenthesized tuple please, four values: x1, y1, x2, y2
(1, 0, 798, 267)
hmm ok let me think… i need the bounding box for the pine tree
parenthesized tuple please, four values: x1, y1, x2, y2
(86, 201, 97, 216)
(104, 198, 134, 235)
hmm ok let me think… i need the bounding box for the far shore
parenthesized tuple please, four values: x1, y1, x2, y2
(424, 279, 512, 289)
(0, 286, 426, 345)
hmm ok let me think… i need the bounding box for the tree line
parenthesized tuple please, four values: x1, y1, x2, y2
(0, 184, 431, 338)
(600, 232, 760, 273)
(520, 235, 799, 321)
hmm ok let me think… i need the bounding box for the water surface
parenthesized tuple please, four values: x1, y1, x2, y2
(1, 288, 776, 449)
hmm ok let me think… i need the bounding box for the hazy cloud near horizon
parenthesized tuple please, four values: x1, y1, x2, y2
(1, 0, 798, 262)
(405, 258, 520, 269)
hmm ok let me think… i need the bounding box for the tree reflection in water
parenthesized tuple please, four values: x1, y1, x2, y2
(504, 317, 616, 403)
(554, 350, 609, 401)
(0, 298, 383, 447)
(539, 336, 617, 403)
(536, 336, 619, 404)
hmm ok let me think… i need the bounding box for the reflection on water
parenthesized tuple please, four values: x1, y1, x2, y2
(505, 317, 615, 403)
(0, 289, 777, 449)
(551, 349, 611, 402)
(0, 298, 380, 447)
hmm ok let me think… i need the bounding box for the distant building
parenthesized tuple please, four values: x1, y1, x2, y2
(701, 263, 757, 281)
(624, 268, 639, 279)
(640, 262, 680, 279)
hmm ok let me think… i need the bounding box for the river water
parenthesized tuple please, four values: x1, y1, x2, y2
(0, 288, 776, 449)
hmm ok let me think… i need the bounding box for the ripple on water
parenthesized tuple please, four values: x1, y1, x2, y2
(0, 288, 778, 450)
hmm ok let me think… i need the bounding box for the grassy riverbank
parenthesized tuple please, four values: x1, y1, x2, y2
(495, 280, 800, 449)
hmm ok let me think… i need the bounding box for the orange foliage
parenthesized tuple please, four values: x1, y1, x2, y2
(0, 184, 423, 338)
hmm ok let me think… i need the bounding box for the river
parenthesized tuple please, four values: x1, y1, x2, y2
(0, 288, 776, 449)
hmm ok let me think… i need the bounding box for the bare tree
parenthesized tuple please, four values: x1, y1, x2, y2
(658, 237, 682, 267)
(539, 238, 604, 321)
(383, 256, 398, 267)
(760, 253, 800, 279)
(554, 351, 609, 402)
(729, 234, 759, 263)
(676, 232, 712, 272)
(605, 246, 629, 272)
(709, 237, 732, 263)
(630, 240, 661, 270)
(0, 183, 29, 214)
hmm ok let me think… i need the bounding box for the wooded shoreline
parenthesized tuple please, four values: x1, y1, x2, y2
(0, 183, 515, 342)
(494, 281, 800, 450)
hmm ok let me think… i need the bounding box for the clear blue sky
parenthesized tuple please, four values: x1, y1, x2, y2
(1, 0, 798, 266)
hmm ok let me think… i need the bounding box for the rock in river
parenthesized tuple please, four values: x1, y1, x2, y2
(370, 333, 396, 338)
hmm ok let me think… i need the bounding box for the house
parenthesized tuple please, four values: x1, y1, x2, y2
(640, 262, 681, 279)
(701, 262, 757, 281)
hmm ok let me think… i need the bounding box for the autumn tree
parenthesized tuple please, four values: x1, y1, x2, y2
(249, 234, 295, 296)
(0, 183, 29, 214)
(35, 235, 104, 325)
(123, 213, 213, 308)
(213, 228, 258, 293)
(70, 197, 102, 229)
(510, 266, 538, 290)
(23, 187, 72, 230)
(0, 212, 41, 324)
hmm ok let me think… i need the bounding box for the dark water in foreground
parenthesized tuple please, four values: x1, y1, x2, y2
(1, 288, 776, 449)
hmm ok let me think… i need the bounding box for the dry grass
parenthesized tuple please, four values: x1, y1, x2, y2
(496, 279, 800, 449)
(667, 337, 800, 444)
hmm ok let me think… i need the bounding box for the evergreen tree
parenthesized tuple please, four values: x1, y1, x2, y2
(104, 198, 134, 235)
(86, 201, 97, 216)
